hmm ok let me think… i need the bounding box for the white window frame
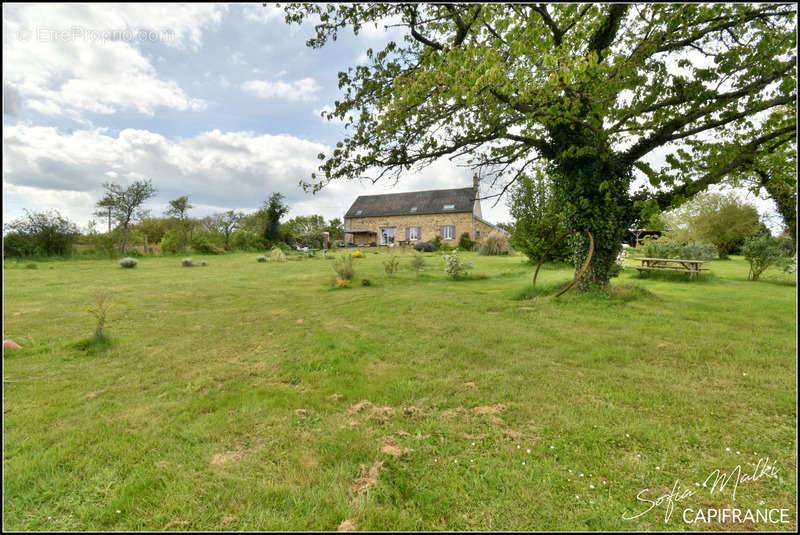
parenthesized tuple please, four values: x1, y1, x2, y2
(442, 225, 455, 240)
(443, 204, 455, 210)
(409, 226, 420, 241)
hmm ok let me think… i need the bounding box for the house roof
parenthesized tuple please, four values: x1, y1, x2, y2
(474, 214, 510, 235)
(344, 187, 476, 218)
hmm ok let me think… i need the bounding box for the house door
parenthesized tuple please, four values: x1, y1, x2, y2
(380, 227, 395, 246)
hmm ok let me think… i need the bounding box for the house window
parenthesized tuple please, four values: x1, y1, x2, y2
(442, 225, 455, 240)
(355, 210, 363, 215)
(443, 204, 455, 210)
(410, 206, 417, 212)
(408, 226, 420, 241)
(475, 230, 481, 239)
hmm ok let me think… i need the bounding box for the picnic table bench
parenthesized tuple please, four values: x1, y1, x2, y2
(635, 257, 709, 279)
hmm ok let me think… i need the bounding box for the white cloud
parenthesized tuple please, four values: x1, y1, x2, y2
(2, 4, 224, 117)
(242, 3, 284, 24)
(241, 78, 321, 101)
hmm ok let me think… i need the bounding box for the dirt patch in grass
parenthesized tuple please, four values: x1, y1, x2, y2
(442, 407, 468, 419)
(381, 444, 413, 457)
(402, 406, 422, 416)
(221, 515, 237, 526)
(85, 392, 97, 400)
(352, 461, 383, 494)
(460, 433, 488, 440)
(295, 409, 308, 418)
(473, 404, 506, 415)
(163, 520, 190, 530)
(210, 450, 243, 467)
(348, 400, 372, 414)
(338, 519, 356, 531)
(370, 406, 394, 422)
(463, 381, 477, 388)
(331, 393, 344, 401)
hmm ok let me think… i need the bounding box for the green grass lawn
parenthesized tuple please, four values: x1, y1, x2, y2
(3, 249, 796, 531)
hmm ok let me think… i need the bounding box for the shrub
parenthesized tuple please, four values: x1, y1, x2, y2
(333, 254, 355, 280)
(458, 232, 474, 251)
(256, 255, 267, 263)
(430, 235, 442, 249)
(86, 292, 112, 339)
(230, 229, 264, 251)
(443, 250, 472, 278)
(414, 241, 435, 252)
(3, 209, 80, 257)
(335, 278, 351, 288)
(269, 247, 287, 262)
(351, 250, 364, 258)
(383, 255, 399, 277)
(478, 231, 511, 255)
(160, 228, 183, 254)
(409, 253, 425, 278)
(119, 257, 138, 268)
(642, 234, 682, 259)
(784, 254, 797, 274)
(742, 235, 785, 281)
(679, 242, 717, 260)
(25, 262, 38, 269)
(439, 242, 454, 253)
(181, 258, 193, 267)
(200, 260, 208, 266)
(190, 232, 221, 254)
(361, 278, 372, 286)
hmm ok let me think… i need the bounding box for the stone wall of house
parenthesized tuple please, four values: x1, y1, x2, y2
(345, 212, 474, 245)
(473, 219, 505, 246)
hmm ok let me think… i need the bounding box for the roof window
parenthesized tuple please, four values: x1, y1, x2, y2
(410, 206, 417, 212)
(443, 204, 455, 210)
(355, 210, 363, 215)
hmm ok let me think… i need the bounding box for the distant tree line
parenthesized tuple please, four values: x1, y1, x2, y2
(3, 179, 345, 258)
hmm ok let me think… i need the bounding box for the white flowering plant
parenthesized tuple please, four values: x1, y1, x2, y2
(443, 250, 472, 278)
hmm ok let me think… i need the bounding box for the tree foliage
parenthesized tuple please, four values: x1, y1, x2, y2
(508, 170, 570, 263)
(742, 234, 787, 280)
(3, 209, 80, 257)
(282, 3, 796, 287)
(165, 195, 194, 252)
(100, 179, 157, 254)
(261, 193, 290, 247)
(660, 191, 762, 258)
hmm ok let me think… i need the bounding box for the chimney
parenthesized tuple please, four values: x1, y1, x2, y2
(473, 172, 479, 193)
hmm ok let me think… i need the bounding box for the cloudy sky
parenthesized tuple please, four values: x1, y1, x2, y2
(2, 3, 782, 232)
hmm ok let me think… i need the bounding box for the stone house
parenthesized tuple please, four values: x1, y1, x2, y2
(343, 174, 509, 247)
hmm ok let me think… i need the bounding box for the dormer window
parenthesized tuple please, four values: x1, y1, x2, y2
(410, 206, 417, 212)
(443, 204, 455, 210)
(355, 210, 363, 215)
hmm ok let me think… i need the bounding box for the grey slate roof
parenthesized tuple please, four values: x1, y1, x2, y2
(344, 187, 475, 218)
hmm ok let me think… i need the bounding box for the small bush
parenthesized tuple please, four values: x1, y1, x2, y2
(431, 235, 442, 250)
(459, 232, 474, 251)
(200, 260, 208, 266)
(642, 235, 681, 259)
(351, 250, 364, 258)
(335, 278, 351, 288)
(25, 262, 38, 269)
(742, 235, 785, 281)
(679, 242, 717, 260)
(361, 278, 372, 286)
(190, 233, 221, 254)
(181, 258, 193, 267)
(86, 292, 112, 339)
(334, 254, 355, 280)
(269, 247, 287, 262)
(479, 231, 511, 255)
(383, 255, 399, 277)
(443, 250, 472, 278)
(414, 241, 436, 252)
(256, 255, 267, 262)
(409, 253, 425, 278)
(119, 257, 138, 268)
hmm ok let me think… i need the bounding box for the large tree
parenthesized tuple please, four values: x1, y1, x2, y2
(99, 179, 158, 254)
(283, 3, 796, 287)
(262, 193, 290, 246)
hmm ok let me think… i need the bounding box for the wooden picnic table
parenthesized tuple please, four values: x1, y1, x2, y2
(635, 257, 709, 279)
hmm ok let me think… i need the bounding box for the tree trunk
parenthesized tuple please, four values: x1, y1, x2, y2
(120, 224, 129, 254)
